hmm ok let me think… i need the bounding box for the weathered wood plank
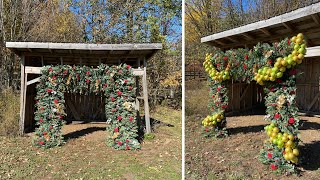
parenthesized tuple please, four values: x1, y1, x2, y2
(19, 56, 25, 135)
(66, 96, 81, 121)
(143, 66, 151, 134)
(26, 77, 40, 86)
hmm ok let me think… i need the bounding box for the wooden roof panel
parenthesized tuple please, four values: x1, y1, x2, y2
(201, 2, 320, 52)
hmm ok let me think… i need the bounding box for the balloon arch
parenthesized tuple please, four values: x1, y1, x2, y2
(202, 33, 306, 173)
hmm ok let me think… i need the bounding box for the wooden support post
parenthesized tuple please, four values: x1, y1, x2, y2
(142, 57, 151, 133)
(19, 55, 25, 135)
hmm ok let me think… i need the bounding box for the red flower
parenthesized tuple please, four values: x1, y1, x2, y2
(245, 54, 248, 60)
(112, 108, 117, 112)
(128, 86, 133, 91)
(223, 56, 228, 61)
(43, 132, 47, 135)
(118, 116, 122, 121)
(243, 64, 247, 70)
(127, 65, 131, 69)
(54, 99, 59, 104)
(114, 127, 119, 132)
(289, 117, 295, 124)
(52, 76, 56, 80)
(212, 95, 215, 98)
(59, 116, 63, 119)
(117, 141, 123, 146)
(111, 97, 115, 102)
(118, 70, 123, 74)
(217, 88, 221, 92)
(86, 71, 90, 75)
(49, 67, 53, 72)
(46, 89, 53, 93)
(276, 79, 282, 83)
(290, 91, 296, 95)
(267, 60, 273, 65)
(288, 39, 291, 45)
(124, 80, 128, 84)
(86, 79, 90, 84)
(268, 153, 272, 159)
(63, 70, 68, 75)
(49, 126, 53, 129)
(289, 69, 298, 75)
(222, 105, 228, 109)
(39, 141, 45, 145)
(205, 128, 209, 132)
(126, 139, 129, 143)
(269, 87, 275, 92)
(283, 150, 286, 155)
(274, 113, 280, 119)
(39, 119, 43, 123)
(129, 116, 134, 122)
(126, 145, 130, 150)
(117, 91, 122, 96)
(271, 164, 277, 170)
(76, 74, 80, 80)
(216, 64, 220, 68)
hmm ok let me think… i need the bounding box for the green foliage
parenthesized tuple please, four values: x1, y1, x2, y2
(32, 64, 140, 150)
(144, 133, 156, 140)
(0, 89, 20, 136)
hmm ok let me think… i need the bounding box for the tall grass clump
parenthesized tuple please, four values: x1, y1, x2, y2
(0, 88, 20, 136)
(185, 80, 210, 117)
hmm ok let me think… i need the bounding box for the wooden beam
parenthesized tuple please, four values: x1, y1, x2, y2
(201, 2, 320, 43)
(282, 22, 294, 32)
(26, 77, 40, 86)
(6, 42, 163, 51)
(260, 28, 271, 36)
(25, 66, 145, 76)
(226, 37, 238, 43)
(242, 32, 254, 40)
(218, 27, 320, 50)
(19, 56, 25, 135)
(20, 52, 147, 59)
(142, 66, 151, 134)
(215, 40, 226, 45)
(311, 14, 320, 25)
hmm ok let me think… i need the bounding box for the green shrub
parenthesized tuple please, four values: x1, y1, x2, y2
(0, 88, 20, 136)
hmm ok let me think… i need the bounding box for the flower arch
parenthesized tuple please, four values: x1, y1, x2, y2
(32, 64, 140, 150)
(202, 33, 306, 172)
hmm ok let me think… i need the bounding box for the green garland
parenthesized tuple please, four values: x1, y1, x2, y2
(32, 64, 140, 150)
(203, 33, 306, 173)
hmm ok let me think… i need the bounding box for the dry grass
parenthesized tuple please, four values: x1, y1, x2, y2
(0, 106, 182, 179)
(0, 89, 20, 136)
(185, 80, 210, 117)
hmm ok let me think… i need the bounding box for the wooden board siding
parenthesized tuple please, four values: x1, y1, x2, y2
(296, 57, 320, 114)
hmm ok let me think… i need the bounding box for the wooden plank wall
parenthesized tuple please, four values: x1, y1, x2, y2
(296, 57, 320, 114)
(24, 91, 106, 132)
(226, 82, 264, 115)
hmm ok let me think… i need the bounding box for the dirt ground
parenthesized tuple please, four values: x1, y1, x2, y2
(186, 113, 320, 179)
(0, 106, 182, 179)
(185, 79, 320, 179)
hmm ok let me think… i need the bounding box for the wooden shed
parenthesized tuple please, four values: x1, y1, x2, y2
(5, 42, 162, 134)
(201, 3, 320, 115)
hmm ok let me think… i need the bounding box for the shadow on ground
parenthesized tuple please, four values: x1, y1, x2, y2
(64, 127, 105, 141)
(299, 119, 320, 130)
(299, 140, 320, 171)
(228, 124, 265, 135)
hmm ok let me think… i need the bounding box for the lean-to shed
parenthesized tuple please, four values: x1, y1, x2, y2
(5, 42, 162, 134)
(201, 2, 320, 115)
